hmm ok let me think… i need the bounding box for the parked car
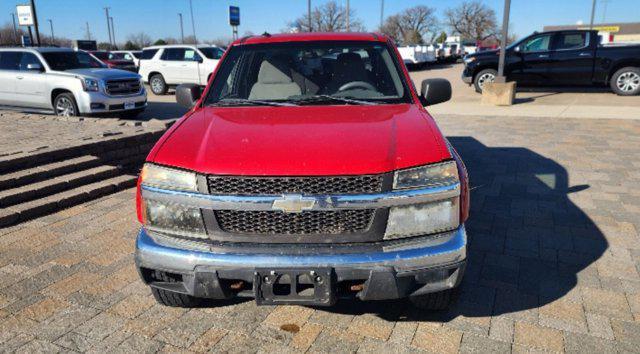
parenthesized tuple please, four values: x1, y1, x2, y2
(135, 32, 469, 310)
(110, 50, 142, 68)
(89, 51, 137, 72)
(398, 45, 437, 67)
(462, 29, 640, 95)
(0, 47, 146, 118)
(138, 44, 225, 95)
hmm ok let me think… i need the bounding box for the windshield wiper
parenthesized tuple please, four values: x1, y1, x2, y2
(289, 95, 378, 105)
(208, 98, 297, 107)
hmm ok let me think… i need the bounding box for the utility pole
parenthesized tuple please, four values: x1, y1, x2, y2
(380, 0, 384, 30)
(104, 7, 112, 48)
(47, 19, 54, 45)
(178, 13, 185, 44)
(86, 22, 91, 40)
(110, 16, 116, 48)
(589, 0, 597, 29)
(11, 13, 19, 43)
(307, 0, 312, 32)
(189, 0, 197, 43)
(496, 0, 511, 81)
(29, 0, 41, 46)
(346, 0, 350, 31)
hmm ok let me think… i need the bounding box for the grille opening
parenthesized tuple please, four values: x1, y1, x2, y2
(105, 79, 142, 95)
(208, 175, 384, 195)
(215, 209, 375, 235)
(296, 274, 315, 296)
(273, 274, 292, 295)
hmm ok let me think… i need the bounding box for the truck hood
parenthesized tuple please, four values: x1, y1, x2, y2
(151, 104, 451, 176)
(62, 68, 140, 80)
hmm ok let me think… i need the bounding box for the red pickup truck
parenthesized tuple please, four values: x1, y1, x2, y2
(135, 32, 469, 309)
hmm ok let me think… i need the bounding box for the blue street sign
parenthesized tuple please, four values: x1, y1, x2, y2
(229, 6, 240, 26)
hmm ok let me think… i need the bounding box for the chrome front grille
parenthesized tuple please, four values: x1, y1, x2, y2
(207, 175, 384, 195)
(105, 79, 141, 96)
(215, 209, 375, 235)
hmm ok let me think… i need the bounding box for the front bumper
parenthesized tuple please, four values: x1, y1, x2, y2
(461, 65, 474, 84)
(135, 225, 467, 301)
(76, 89, 147, 114)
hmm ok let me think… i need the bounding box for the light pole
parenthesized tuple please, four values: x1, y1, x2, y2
(346, 0, 350, 31)
(589, 0, 597, 29)
(30, 0, 42, 46)
(86, 22, 91, 40)
(189, 0, 197, 43)
(496, 0, 511, 81)
(307, 0, 312, 32)
(178, 13, 185, 44)
(104, 7, 112, 48)
(110, 16, 116, 48)
(380, 0, 384, 30)
(11, 13, 18, 43)
(47, 19, 54, 45)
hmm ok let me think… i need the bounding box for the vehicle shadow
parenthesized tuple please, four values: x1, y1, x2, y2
(137, 101, 187, 121)
(316, 136, 608, 321)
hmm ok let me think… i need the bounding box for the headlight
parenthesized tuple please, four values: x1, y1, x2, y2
(140, 163, 197, 192)
(384, 198, 460, 240)
(393, 161, 459, 190)
(463, 56, 476, 64)
(142, 199, 206, 238)
(82, 78, 99, 92)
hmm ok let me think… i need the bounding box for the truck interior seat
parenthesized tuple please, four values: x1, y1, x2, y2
(249, 59, 302, 100)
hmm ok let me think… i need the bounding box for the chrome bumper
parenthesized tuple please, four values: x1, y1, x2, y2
(135, 225, 466, 274)
(76, 89, 147, 114)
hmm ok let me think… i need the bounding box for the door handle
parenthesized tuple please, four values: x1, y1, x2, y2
(579, 52, 591, 57)
(538, 54, 549, 58)
(16, 76, 24, 80)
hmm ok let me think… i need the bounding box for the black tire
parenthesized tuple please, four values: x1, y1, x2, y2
(150, 271, 202, 307)
(473, 68, 498, 93)
(408, 289, 452, 310)
(149, 74, 168, 95)
(53, 92, 79, 117)
(610, 67, 640, 96)
(119, 108, 144, 119)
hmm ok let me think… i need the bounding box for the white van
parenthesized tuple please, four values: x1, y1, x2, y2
(138, 45, 224, 95)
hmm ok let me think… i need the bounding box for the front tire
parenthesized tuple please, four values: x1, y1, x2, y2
(474, 68, 498, 93)
(53, 92, 79, 117)
(150, 271, 202, 307)
(408, 289, 452, 310)
(149, 74, 168, 95)
(610, 67, 640, 96)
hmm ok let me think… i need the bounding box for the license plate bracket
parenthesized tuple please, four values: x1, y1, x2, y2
(255, 268, 335, 306)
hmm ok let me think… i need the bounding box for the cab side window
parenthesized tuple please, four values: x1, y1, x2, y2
(161, 48, 187, 61)
(555, 33, 588, 50)
(18, 53, 43, 71)
(522, 34, 552, 53)
(0, 52, 22, 70)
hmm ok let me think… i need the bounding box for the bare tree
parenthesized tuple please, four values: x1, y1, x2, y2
(0, 23, 26, 45)
(379, 6, 438, 45)
(289, 1, 365, 32)
(445, 1, 498, 41)
(126, 32, 152, 49)
(183, 35, 198, 44)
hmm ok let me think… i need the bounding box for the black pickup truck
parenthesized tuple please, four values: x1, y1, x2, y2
(462, 30, 640, 96)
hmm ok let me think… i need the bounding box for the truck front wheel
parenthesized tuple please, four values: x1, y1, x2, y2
(53, 92, 79, 117)
(610, 67, 640, 96)
(474, 68, 497, 93)
(150, 271, 202, 307)
(408, 289, 453, 310)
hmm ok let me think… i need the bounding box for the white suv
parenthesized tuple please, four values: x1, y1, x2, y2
(138, 45, 224, 95)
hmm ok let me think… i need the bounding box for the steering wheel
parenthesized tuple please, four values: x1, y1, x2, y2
(338, 81, 376, 92)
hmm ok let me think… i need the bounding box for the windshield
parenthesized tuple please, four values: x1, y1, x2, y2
(204, 41, 410, 106)
(92, 51, 109, 60)
(41, 51, 105, 71)
(109, 52, 126, 60)
(199, 47, 224, 59)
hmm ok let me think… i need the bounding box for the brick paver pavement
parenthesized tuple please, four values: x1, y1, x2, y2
(1, 114, 639, 353)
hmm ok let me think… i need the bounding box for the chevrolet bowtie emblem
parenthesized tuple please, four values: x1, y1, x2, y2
(272, 194, 316, 213)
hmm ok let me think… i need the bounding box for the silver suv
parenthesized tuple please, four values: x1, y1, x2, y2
(0, 47, 147, 118)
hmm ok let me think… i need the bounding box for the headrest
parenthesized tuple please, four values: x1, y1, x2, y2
(257, 59, 293, 84)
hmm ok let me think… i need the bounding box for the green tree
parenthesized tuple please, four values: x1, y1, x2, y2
(123, 40, 139, 50)
(436, 31, 447, 43)
(153, 39, 167, 46)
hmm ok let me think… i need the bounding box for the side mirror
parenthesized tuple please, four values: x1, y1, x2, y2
(176, 84, 202, 108)
(513, 46, 521, 53)
(27, 63, 43, 72)
(420, 78, 451, 106)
